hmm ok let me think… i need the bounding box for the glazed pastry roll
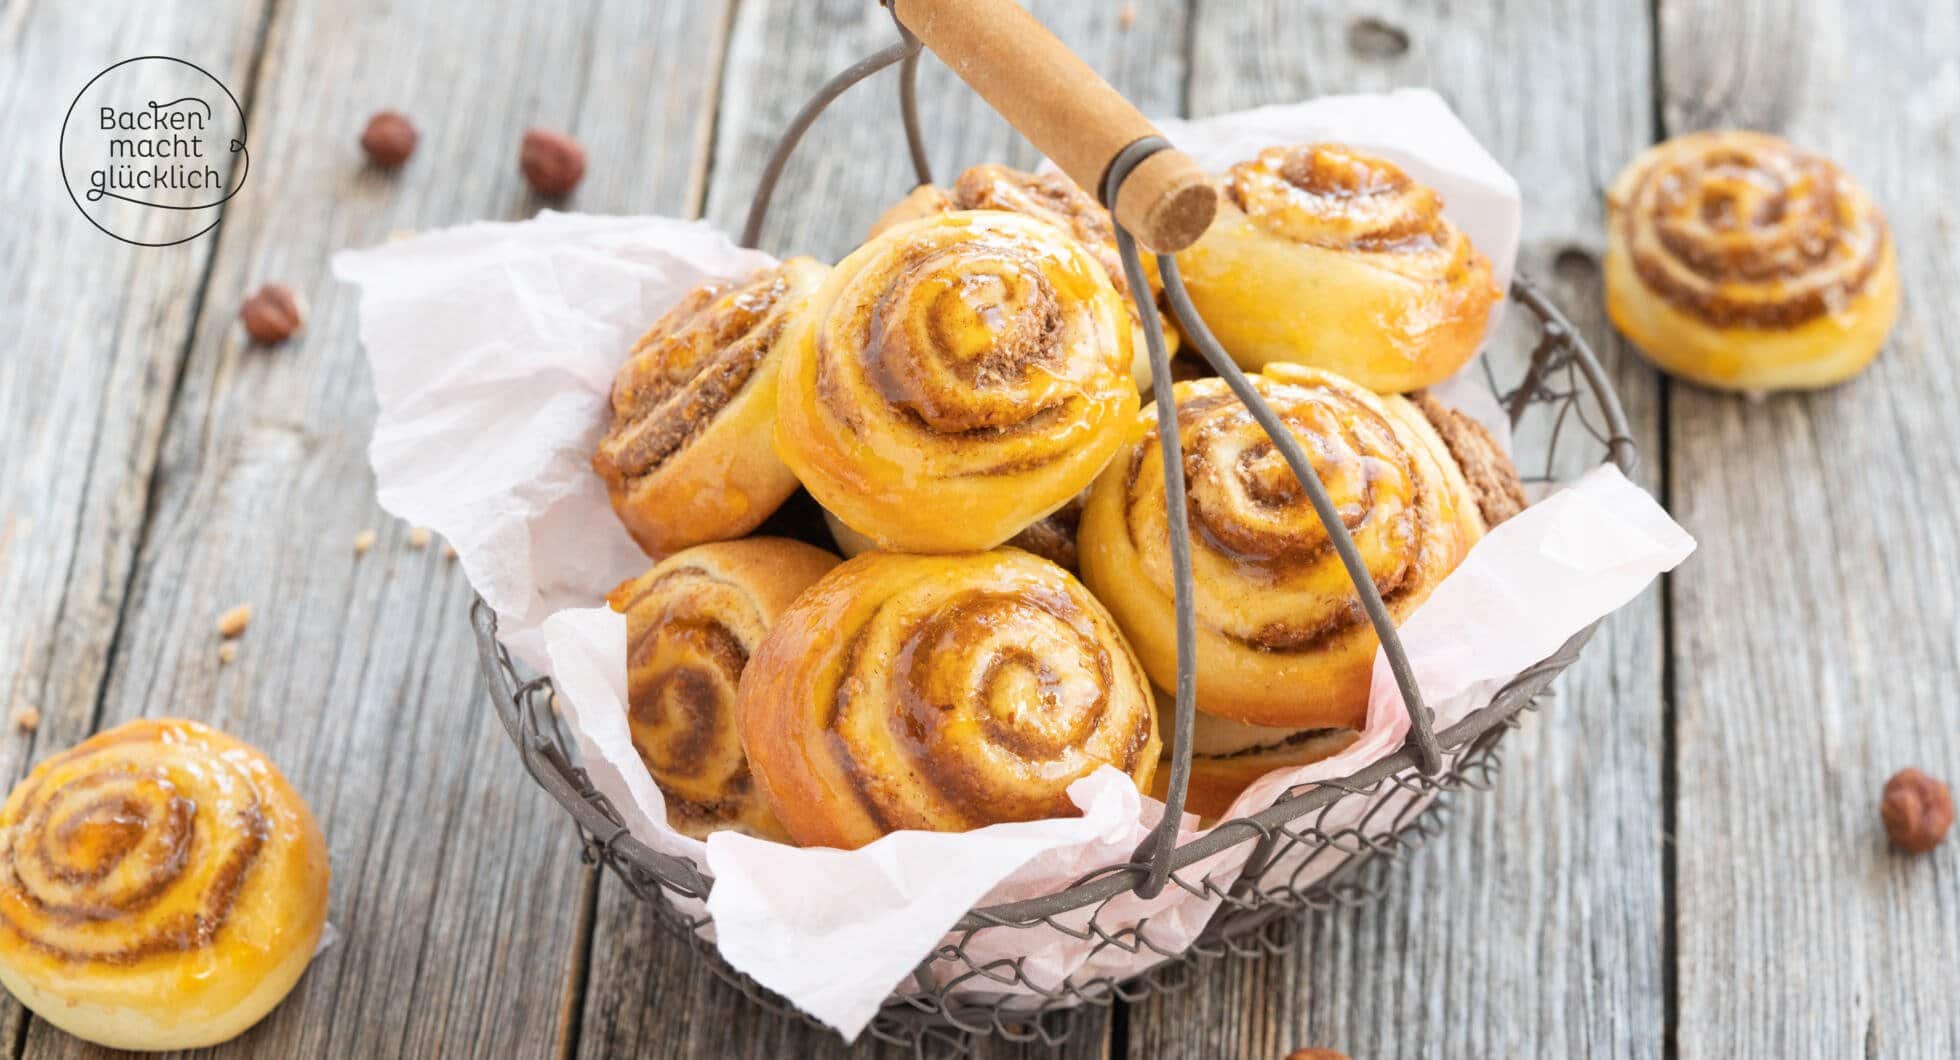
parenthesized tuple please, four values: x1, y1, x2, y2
(1605, 130, 1898, 391)
(869, 163, 1179, 383)
(594, 257, 828, 556)
(775, 211, 1138, 553)
(738, 550, 1159, 849)
(608, 537, 840, 841)
(0, 719, 330, 1051)
(1173, 143, 1501, 392)
(1080, 363, 1517, 733)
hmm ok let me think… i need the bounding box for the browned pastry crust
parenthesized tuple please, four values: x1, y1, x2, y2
(593, 258, 828, 556)
(1603, 130, 1900, 390)
(1079, 363, 1492, 730)
(1411, 392, 1527, 527)
(738, 549, 1159, 849)
(1172, 143, 1500, 392)
(0, 719, 329, 1051)
(1609, 131, 1886, 328)
(608, 538, 840, 840)
(775, 211, 1137, 553)
(869, 164, 1179, 379)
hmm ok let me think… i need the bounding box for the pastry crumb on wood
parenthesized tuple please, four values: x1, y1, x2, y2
(217, 604, 253, 639)
(442, 542, 458, 561)
(1118, 2, 1137, 29)
(407, 527, 432, 549)
(218, 642, 238, 666)
(9, 706, 39, 732)
(353, 529, 377, 555)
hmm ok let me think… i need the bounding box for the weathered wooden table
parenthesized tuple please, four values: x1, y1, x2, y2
(6, 1, 1957, 1056)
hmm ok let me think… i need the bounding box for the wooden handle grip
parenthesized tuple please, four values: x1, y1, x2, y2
(890, 0, 1217, 253)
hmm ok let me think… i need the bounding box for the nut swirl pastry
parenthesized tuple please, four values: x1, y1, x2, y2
(738, 550, 1159, 849)
(0, 719, 329, 1051)
(1173, 143, 1501, 392)
(775, 211, 1138, 553)
(1605, 130, 1899, 390)
(594, 257, 829, 556)
(608, 538, 840, 841)
(1079, 363, 1511, 732)
(870, 164, 1178, 383)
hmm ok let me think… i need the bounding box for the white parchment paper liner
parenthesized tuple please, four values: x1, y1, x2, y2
(336, 91, 1691, 1040)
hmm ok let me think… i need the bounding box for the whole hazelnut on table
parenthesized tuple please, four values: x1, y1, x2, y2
(239, 284, 304, 344)
(359, 110, 418, 167)
(1881, 768, 1954, 854)
(520, 127, 586, 197)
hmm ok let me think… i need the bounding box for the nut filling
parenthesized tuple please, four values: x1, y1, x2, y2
(597, 271, 794, 483)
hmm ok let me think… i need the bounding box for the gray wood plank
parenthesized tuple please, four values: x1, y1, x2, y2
(0, 1, 273, 1053)
(12, 1, 731, 1058)
(574, 1, 1186, 1056)
(1661, 0, 1960, 1054)
(1128, 2, 1669, 1056)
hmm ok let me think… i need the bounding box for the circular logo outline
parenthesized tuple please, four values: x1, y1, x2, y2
(60, 55, 252, 248)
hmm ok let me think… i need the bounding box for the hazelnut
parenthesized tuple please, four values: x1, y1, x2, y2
(360, 110, 418, 167)
(217, 604, 253, 639)
(240, 284, 304, 344)
(520, 128, 586, 197)
(1881, 768, 1954, 854)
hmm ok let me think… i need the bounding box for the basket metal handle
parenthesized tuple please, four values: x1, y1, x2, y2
(886, 0, 1216, 252)
(738, 11, 1440, 902)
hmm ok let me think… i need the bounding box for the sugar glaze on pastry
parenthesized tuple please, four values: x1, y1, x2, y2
(775, 211, 1136, 553)
(1605, 130, 1897, 390)
(594, 257, 828, 556)
(737, 549, 1158, 849)
(0, 719, 329, 1051)
(1172, 143, 1500, 392)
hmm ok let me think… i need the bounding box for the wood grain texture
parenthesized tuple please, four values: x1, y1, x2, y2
(1661, 0, 1960, 1055)
(1126, 1, 1669, 1056)
(8, 1, 731, 1058)
(574, 1, 1184, 1056)
(0, 1, 274, 1052)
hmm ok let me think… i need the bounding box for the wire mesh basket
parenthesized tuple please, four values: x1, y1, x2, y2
(478, 8, 1637, 1056)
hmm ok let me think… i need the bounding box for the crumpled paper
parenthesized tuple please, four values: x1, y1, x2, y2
(336, 92, 1691, 1041)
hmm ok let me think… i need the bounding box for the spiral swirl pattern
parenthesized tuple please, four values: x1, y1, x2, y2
(1079, 365, 1489, 730)
(738, 550, 1158, 849)
(1227, 143, 1480, 282)
(1174, 142, 1499, 392)
(610, 539, 839, 841)
(1609, 130, 1889, 328)
(776, 211, 1136, 553)
(594, 257, 827, 555)
(0, 727, 271, 963)
(0, 718, 328, 1051)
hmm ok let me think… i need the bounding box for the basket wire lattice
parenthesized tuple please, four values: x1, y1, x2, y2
(478, 18, 1638, 1057)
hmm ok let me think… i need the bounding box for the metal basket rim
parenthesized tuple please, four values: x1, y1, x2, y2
(475, 274, 1631, 933)
(468, 18, 1642, 1049)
